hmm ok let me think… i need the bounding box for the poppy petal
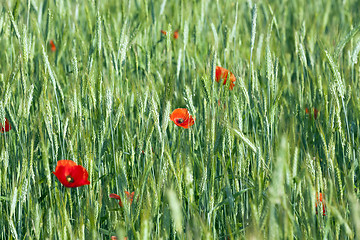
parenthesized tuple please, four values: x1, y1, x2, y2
(111, 195, 123, 207)
(170, 108, 188, 121)
(54, 160, 76, 183)
(52, 166, 70, 187)
(53, 160, 90, 188)
(56, 160, 77, 169)
(178, 116, 194, 128)
(110, 193, 121, 201)
(50, 40, 56, 52)
(110, 192, 135, 207)
(314, 108, 319, 120)
(0, 118, 11, 133)
(315, 192, 326, 216)
(125, 191, 135, 204)
(215, 66, 236, 90)
(170, 108, 195, 129)
(70, 165, 90, 187)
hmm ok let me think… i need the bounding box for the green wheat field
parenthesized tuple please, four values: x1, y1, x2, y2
(1, 0, 360, 239)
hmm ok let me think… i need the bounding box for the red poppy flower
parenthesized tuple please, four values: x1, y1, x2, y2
(313, 108, 318, 120)
(315, 192, 326, 216)
(110, 191, 135, 207)
(305, 107, 319, 120)
(49, 40, 56, 52)
(173, 30, 179, 39)
(169, 108, 195, 129)
(161, 30, 179, 39)
(216, 99, 227, 110)
(52, 160, 90, 188)
(0, 118, 11, 133)
(305, 107, 312, 120)
(215, 66, 236, 90)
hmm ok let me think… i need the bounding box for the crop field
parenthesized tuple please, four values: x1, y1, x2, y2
(1, 0, 360, 239)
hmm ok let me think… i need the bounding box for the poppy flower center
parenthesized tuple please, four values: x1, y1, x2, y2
(66, 175, 74, 183)
(176, 118, 184, 124)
